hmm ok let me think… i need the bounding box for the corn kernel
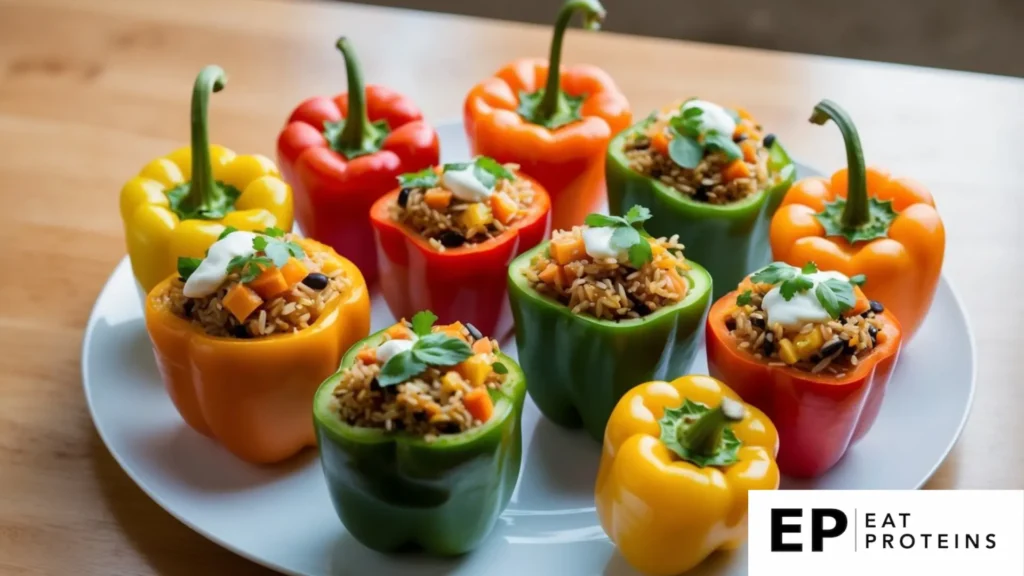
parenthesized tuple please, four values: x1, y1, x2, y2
(456, 355, 493, 388)
(779, 338, 798, 365)
(460, 202, 493, 229)
(794, 329, 824, 360)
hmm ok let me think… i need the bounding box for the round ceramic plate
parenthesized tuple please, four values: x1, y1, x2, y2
(83, 122, 975, 576)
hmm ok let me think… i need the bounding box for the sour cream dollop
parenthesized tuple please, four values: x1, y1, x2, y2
(182, 231, 259, 298)
(442, 166, 492, 202)
(681, 99, 737, 137)
(582, 226, 626, 261)
(376, 337, 415, 363)
(761, 271, 850, 329)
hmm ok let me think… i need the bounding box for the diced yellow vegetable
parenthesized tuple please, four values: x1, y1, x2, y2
(778, 338, 798, 365)
(794, 329, 824, 360)
(457, 354, 493, 388)
(460, 202, 493, 229)
(441, 371, 467, 393)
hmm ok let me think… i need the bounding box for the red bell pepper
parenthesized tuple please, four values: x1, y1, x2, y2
(277, 37, 440, 284)
(705, 287, 903, 478)
(369, 171, 551, 338)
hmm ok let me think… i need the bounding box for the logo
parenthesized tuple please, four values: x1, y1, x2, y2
(749, 491, 1024, 575)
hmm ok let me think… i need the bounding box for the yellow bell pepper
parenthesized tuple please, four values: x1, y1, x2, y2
(120, 65, 293, 293)
(595, 375, 780, 576)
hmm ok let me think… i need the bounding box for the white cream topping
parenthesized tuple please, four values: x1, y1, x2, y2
(681, 99, 737, 137)
(582, 226, 626, 261)
(761, 271, 850, 329)
(182, 231, 259, 298)
(442, 166, 492, 202)
(375, 338, 415, 364)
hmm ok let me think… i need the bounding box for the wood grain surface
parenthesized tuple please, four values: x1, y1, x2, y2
(0, 0, 1021, 573)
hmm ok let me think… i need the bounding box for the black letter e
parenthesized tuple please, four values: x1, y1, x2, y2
(771, 508, 803, 552)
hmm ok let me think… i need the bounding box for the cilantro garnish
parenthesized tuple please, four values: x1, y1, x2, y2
(750, 262, 865, 319)
(850, 274, 866, 286)
(583, 205, 655, 267)
(398, 167, 440, 189)
(410, 310, 438, 337)
(396, 157, 515, 191)
(736, 289, 752, 306)
(378, 332, 473, 387)
(492, 361, 509, 375)
(664, 103, 744, 169)
(226, 231, 306, 283)
(177, 257, 203, 281)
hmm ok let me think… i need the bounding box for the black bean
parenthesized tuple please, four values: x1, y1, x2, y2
(437, 422, 461, 435)
(843, 339, 858, 355)
(302, 272, 329, 290)
(750, 316, 765, 329)
(649, 168, 662, 179)
(762, 332, 775, 355)
(869, 300, 884, 314)
(725, 317, 737, 331)
(626, 292, 651, 316)
(733, 133, 748, 143)
(439, 230, 466, 248)
(183, 300, 195, 316)
(693, 185, 710, 202)
(369, 378, 381, 392)
(868, 326, 878, 343)
(820, 338, 844, 357)
(232, 324, 251, 339)
(465, 322, 483, 340)
(762, 133, 777, 149)
(413, 410, 428, 421)
(397, 187, 412, 208)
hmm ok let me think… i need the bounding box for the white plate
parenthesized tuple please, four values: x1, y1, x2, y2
(84, 123, 976, 576)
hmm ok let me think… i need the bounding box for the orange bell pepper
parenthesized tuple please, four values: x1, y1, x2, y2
(770, 100, 944, 340)
(463, 0, 631, 231)
(144, 239, 370, 464)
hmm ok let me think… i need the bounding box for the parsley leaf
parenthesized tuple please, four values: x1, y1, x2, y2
(377, 332, 473, 387)
(438, 157, 515, 190)
(816, 278, 858, 318)
(801, 262, 819, 274)
(177, 257, 203, 281)
(410, 310, 438, 337)
(624, 205, 652, 225)
(492, 361, 509, 375)
(227, 233, 306, 283)
(750, 262, 800, 285)
(703, 131, 742, 161)
(849, 274, 867, 286)
(779, 274, 814, 300)
(660, 100, 768, 171)
(667, 135, 703, 169)
(261, 226, 285, 238)
(815, 282, 840, 318)
(584, 213, 624, 228)
(736, 289, 752, 305)
(583, 204, 658, 267)
(398, 167, 439, 189)
(378, 352, 428, 387)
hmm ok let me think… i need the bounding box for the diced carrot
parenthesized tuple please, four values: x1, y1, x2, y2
(549, 236, 585, 265)
(490, 192, 519, 225)
(223, 284, 263, 322)
(472, 338, 493, 354)
(357, 347, 378, 364)
(849, 335, 860, 347)
(651, 129, 671, 156)
(722, 159, 752, 183)
(740, 139, 759, 163)
(438, 322, 468, 341)
(538, 263, 565, 288)
(386, 323, 412, 340)
(424, 189, 452, 210)
(280, 257, 309, 288)
(846, 287, 870, 316)
(464, 388, 494, 423)
(248, 266, 289, 300)
(735, 106, 754, 121)
(734, 119, 760, 141)
(563, 265, 579, 283)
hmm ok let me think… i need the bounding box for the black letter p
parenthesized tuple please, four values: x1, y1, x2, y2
(811, 509, 848, 552)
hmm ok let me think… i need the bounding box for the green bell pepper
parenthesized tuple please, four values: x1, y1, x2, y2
(605, 117, 796, 298)
(507, 242, 712, 441)
(312, 328, 526, 556)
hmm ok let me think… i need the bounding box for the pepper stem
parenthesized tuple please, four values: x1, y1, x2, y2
(182, 65, 226, 212)
(677, 397, 745, 456)
(809, 99, 869, 229)
(536, 0, 606, 121)
(334, 37, 383, 157)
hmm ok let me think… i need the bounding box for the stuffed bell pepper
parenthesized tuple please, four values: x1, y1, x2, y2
(313, 311, 525, 555)
(706, 261, 902, 477)
(464, 0, 631, 230)
(607, 99, 796, 298)
(121, 65, 294, 294)
(770, 99, 945, 340)
(596, 375, 779, 576)
(277, 37, 440, 284)
(370, 157, 550, 338)
(507, 205, 712, 441)
(145, 229, 370, 464)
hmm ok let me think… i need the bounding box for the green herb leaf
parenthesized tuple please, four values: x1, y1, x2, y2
(584, 205, 657, 267)
(217, 226, 239, 241)
(378, 351, 428, 387)
(736, 289, 752, 306)
(779, 275, 814, 300)
(703, 131, 742, 161)
(667, 135, 703, 169)
(682, 106, 703, 119)
(472, 156, 515, 189)
(177, 257, 203, 281)
(817, 278, 857, 318)
(849, 274, 867, 286)
(261, 226, 285, 238)
(624, 205, 652, 225)
(658, 399, 742, 468)
(252, 236, 269, 252)
(398, 168, 440, 189)
(750, 262, 801, 285)
(801, 262, 819, 274)
(410, 333, 473, 366)
(442, 162, 471, 172)
(610, 225, 640, 251)
(627, 240, 653, 268)
(410, 310, 438, 337)
(584, 213, 625, 228)
(815, 282, 840, 318)
(492, 361, 509, 375)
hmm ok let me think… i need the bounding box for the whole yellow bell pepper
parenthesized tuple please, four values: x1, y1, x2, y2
(595, 375, 780, 576)
(120, 65, 293, 293)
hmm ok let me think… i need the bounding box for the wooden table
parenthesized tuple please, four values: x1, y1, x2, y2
(1, 0, 1021, 573)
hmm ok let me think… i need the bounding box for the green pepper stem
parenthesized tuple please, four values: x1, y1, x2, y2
(184, 65, 226, 212)
(335, 37, 379, 155)
(677, 397, 745, 456)
(537, 0, 605, 121)
(809, 99, 869, 229)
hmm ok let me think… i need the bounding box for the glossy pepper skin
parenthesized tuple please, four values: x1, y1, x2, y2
(463, 0, 631, 231)
(770, 100, 944, 340)
(121, 66, 293, 293)
(596, 375, 779, 576)
(706, 285, 902, 478)
(277, 37, 440, 284)
(144, 239, 370, 464)
(370, 171, 551, 338)
(313, 329, 526, 555)
(607, 115, 796, 299)
(507, 242, 712, 441)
